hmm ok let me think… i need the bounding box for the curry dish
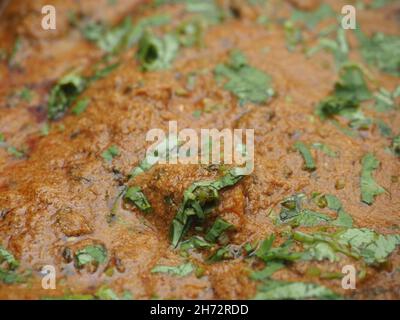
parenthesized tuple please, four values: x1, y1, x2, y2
(0, 0, 399, 300)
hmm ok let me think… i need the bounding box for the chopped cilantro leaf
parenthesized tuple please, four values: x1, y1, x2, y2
(284, 20, 302, 52)
(121, 14, 172, 49)
(44, 288, 132, 300)
(95, 286, 120, 300)
(0, 245, 27, 284)
(250, 261, 285, 280)
(254, 280, 339, 300)
(175, 20, 203, 47)
(356, 30, 400, 77)
(294, 228, 400, 265)
(316, 99, 371, 131)
(89, 63, 120, 82)
(375, 119, 393, 137)
(391, 136, 400, 157)
(81, 15, 172, 54)
(337, 228, 400, 265)
(74, 244, 107, 269)
(278, 193, 305, 222)
(311, 142, 337, 157)
(40, 123, 50, 136)
(256, 235, 302, 262)
(0, 246, 19, 270)
(280, 204, 331, 227)
(42, 294, 94, 300)
(137, 32, 180, 71)
(185, 0, 225, 24)
(294, 141, 316, 171)
(307, 28, 349, 65)
(373, 88, 397, 112)
(293, 230, 359, 259)
(179, 236, 213, 251)
(305, 242, 338, 262)
(0, 269, 17, 284)
(124, 186, 152, 213)
(95, 17, 133, 53)
(279, 194, 332, 226)
(192, 109, 202, 119)
(370, 0, 397, 8)
(206, 245, 236, 263)
(205, 218, 233, 243)
(291, 210, 332, 227)
(72, 97, 90, 115)
(360, 153, 385, 205)
(97, 286, 131, 300)
(324, 194, 353, 228)
(279, 193, 352, 228)
(8, 36, 22, 67)
(291, 3, 334, 29)
(7, 146, 25, 159)
(48, 62, 120, 120)
(0, 269, 27, 284)
(95, 286, 131, 300)
(19, 87, 33, 102)
(101, 145, 120, 162)
(47, 73, 87, 120)
(151, 262, 194, 276)
(334, 65, 372, 101)
(316, 96, 359, 120)
(316, 64, 372, 129)
(214, 50, 274, 105)
(82, 20, 107, 43)
(47, 63, 118, 120)
(323, 194, 340, 211)
(170, 168, 244, 247)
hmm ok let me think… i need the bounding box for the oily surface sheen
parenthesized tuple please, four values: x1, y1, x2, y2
(0, 0, 399, 299)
